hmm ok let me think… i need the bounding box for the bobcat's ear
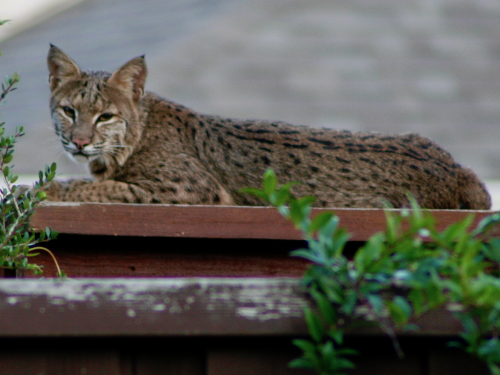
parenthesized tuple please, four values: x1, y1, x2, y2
(47, 44, 81, 92)
(107, 56, 147, 104)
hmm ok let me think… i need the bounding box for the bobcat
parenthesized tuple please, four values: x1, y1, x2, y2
(44, 45, 491, 209)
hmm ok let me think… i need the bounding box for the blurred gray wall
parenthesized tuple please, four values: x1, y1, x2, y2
(1, 0, 499, 179)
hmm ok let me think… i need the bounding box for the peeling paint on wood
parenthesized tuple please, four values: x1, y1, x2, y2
(0, 278, 463, 337)
(0, 278, 309, 336)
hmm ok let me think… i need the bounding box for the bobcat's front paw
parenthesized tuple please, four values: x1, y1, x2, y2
(41, 180, 65, 202)
(13, 181, 64, 202)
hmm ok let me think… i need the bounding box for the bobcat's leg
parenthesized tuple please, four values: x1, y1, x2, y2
(44, 179, 154, 203)
(44, 174, 234, 205)
(128, 154, 235, 205)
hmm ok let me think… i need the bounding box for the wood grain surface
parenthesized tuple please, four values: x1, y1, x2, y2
(31, 203, 496, 241)
(25, 204, 499, 278)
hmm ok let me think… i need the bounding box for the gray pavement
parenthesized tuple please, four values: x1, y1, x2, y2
(1, 0, 500, 181)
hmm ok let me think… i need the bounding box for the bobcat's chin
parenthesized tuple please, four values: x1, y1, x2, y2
(69, 151, 99, 164)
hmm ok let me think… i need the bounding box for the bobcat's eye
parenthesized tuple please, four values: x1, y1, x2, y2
(62, 107, 75, 119)
(96, 113, 114, 123)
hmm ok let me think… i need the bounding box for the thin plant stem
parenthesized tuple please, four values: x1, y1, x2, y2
(28, 247, 62, 277)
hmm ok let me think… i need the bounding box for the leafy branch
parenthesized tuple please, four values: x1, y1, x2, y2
(243, 169, 500, 375)
(0, 20, 61, 277)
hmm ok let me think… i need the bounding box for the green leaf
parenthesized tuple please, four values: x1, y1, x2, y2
(292, 339, 317, 354)
(262, 168, 277, 196)
(342, 291, 358, 315)
(50, 230, 59, 240)
(332, 230, 351, 257)
(384, 210, 401, 242)
(304, 308, 325, 343)
(440, 215, 474, 245)
(273, 187, 291, 206)
(311, 288, 337, 325)
(484, 239, 500, 263)
(329, 329, 344, 345)
(473, 212, 500, 236)
(238, 187, 268, 201)
(36, 191, 47, 200)
(408, 289, 426, 316)
(320, 341, 335, 367)
(288, 358, 314, 370)
(334, 358, 356, 370)
(290, 248, 325, 264)
(317, 216, 339, 248)
(290, 196, 315, 230)
(310, 212, 334, 234)
(292, 339, 321, 369)
(477, 338, 500, 363)
(354, 233, 384, 274)
(489, 365, 500, 375)
(3, 154, 12, 163)
(367, 294, 384, 315)
(337, 347, 358, 356)
(47, 163, 57, 181)
(387, 296, 412, 326)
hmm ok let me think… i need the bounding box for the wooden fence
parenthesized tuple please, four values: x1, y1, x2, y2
(0, 203, 494, 374)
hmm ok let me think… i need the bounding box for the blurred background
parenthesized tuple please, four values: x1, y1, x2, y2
(0, 0, 499, 206)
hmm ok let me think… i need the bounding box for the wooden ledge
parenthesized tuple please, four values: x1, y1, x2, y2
(0, 278, 462, 337)
(26, 204, 498, 278)
(31, 203, 495, 241)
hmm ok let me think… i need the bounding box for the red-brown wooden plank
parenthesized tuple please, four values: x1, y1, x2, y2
(28, 236, 310, 278)
(31, 203, 495, 241)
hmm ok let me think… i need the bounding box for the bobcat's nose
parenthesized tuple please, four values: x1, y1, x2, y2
(72, 137, 91, 150)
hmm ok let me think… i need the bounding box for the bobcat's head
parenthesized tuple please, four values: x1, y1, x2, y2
(47, 45, 147, 179)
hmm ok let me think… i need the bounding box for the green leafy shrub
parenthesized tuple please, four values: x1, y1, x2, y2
(243, 169, 500, 375)
(0, 19, 60, 277)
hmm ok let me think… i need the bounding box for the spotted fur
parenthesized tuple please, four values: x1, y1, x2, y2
(45, 45, 491, 209)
